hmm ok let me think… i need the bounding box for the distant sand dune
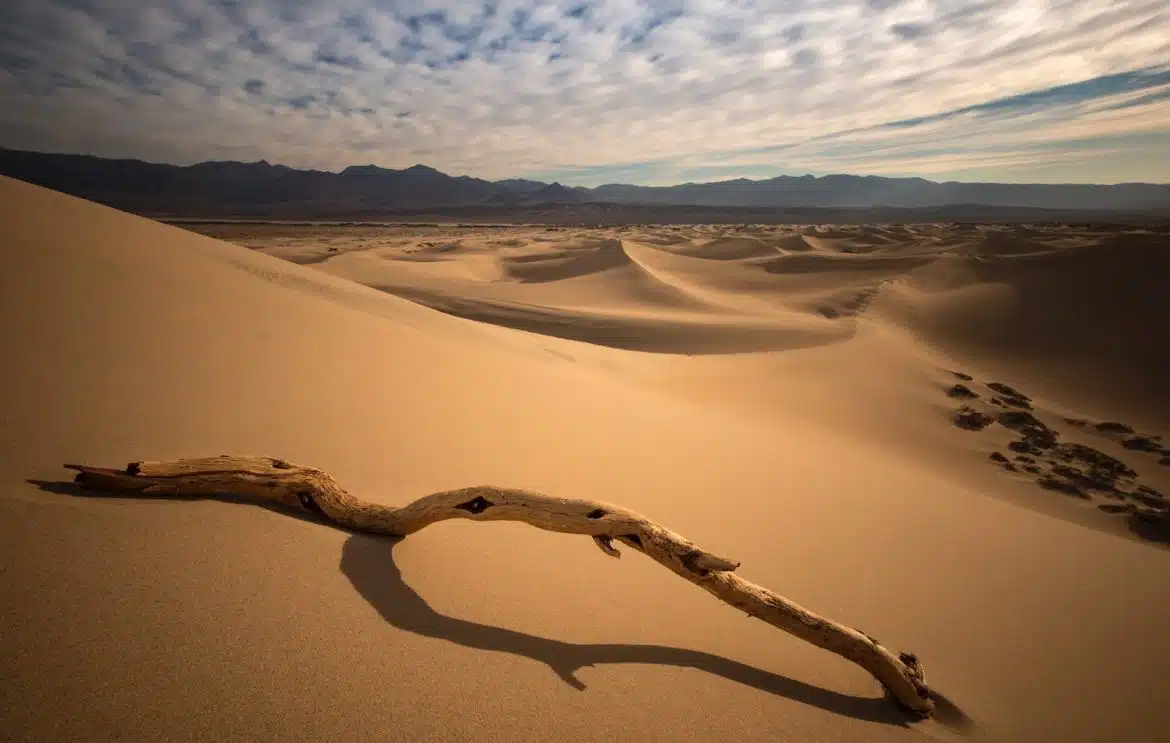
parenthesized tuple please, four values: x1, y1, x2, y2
(874, 237, 1170, 427)
(797, 234, 849, 252)
(963, 230, 1053, 257)
(754, 251, 938, 275)
(500, 238, 630, 282)
(770, 232, 818, 251)
(380, 286, 848, 353)
(670, 236, 779, 260)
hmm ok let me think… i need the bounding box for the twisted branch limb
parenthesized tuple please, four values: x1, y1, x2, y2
(63, 455, 934, 716)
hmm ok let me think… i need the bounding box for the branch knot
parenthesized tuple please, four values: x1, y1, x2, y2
(454, 496, 494, 515)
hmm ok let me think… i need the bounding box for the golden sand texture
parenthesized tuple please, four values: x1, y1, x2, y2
(3, 176, 1169, 743)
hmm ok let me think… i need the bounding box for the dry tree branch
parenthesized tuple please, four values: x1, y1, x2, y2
(64, 455, 933, 716)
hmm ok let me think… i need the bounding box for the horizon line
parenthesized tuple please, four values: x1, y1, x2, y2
(3, 145, 1169, 189)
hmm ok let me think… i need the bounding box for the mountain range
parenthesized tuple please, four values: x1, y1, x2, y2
(2, 148, 1169, 222)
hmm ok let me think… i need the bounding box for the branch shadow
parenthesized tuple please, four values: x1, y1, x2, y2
(340, 533, 916, 727)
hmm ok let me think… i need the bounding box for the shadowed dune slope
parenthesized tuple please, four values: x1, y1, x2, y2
(874, 233, 1170, 427)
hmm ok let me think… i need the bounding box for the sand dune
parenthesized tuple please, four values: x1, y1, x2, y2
(771, 232, 819, 251)
(755, 251, 937, 275)
(670, 236, 780, 260)
(875, 234, 1170, 428)
(499, 238, 633, 282)
(4, 175, 1170, 743)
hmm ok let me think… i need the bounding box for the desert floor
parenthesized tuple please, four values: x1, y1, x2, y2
(3, 175, 1169, 743)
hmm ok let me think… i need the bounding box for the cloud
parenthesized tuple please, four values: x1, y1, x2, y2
(0, 0, 1167, 184)
(889, 22, 930, 41)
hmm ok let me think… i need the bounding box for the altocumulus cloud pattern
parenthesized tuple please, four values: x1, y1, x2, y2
(1, 0, 1168, 184)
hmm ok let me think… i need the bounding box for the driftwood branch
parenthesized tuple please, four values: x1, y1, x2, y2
(63, 455, 933, 715)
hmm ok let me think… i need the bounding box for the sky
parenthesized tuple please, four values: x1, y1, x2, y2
(1, 0, 1168, 186)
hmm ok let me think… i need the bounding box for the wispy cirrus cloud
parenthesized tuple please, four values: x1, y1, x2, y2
(0, 0, 1167, 185)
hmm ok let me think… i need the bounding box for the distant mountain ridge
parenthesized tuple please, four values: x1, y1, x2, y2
(487, 181, 588, 205)
(592, 176, 1170, 210)
(2, 148, 1168, 219)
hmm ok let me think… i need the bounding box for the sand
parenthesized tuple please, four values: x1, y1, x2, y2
(3, 175, 1169, 743)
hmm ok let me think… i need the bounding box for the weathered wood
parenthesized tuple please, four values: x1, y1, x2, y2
(64, 455, 934, 715)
